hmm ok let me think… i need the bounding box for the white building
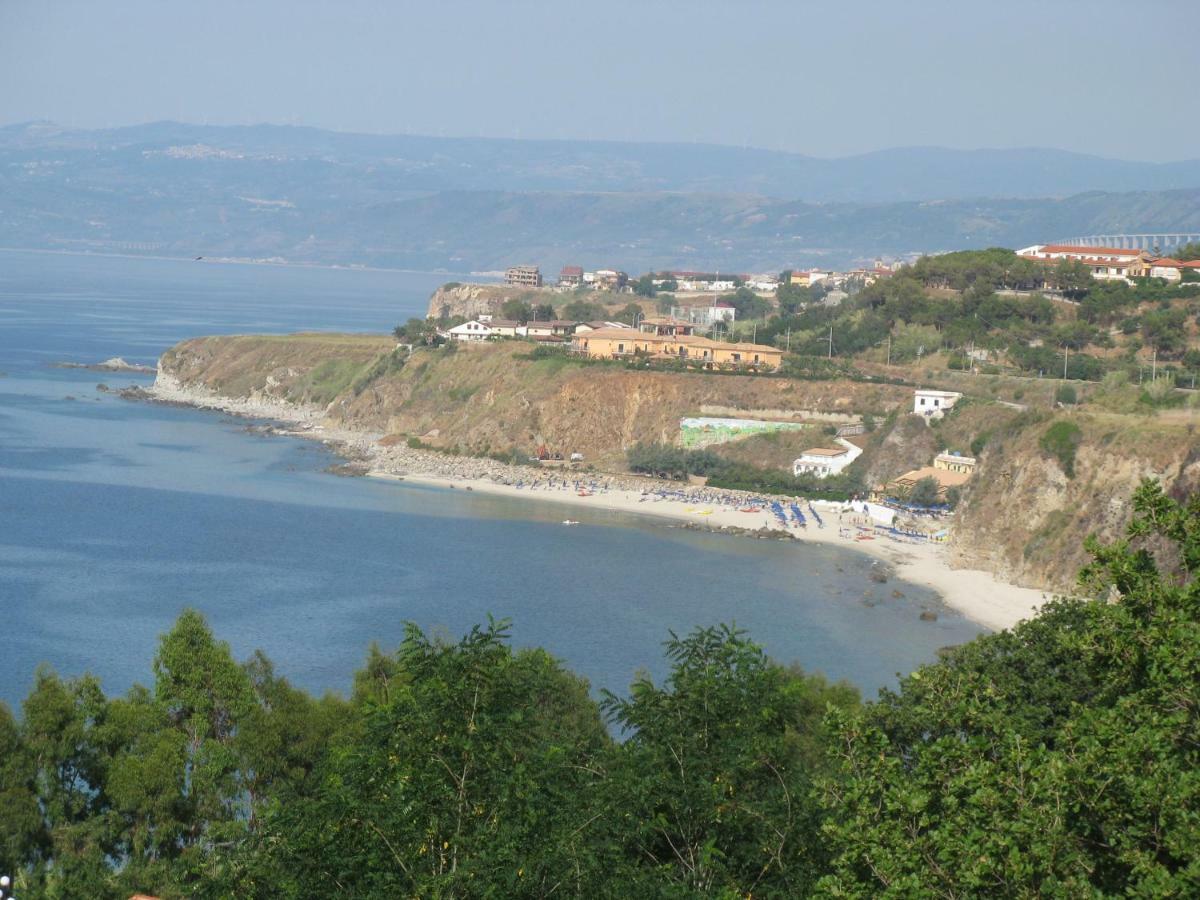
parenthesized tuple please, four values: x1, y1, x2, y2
(793, 438, 863, 478)
(446, 320, 495, 342)
(914, 389, 962, 420)
(934, 451, 977, 474)
(670, 302, 737, 326)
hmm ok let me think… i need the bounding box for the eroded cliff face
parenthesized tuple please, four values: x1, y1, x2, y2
(949, 415, 1200, 592)
(158, 336, 910, 466)
(425, 284, 531, 320)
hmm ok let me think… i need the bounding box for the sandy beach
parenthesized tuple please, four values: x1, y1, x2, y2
(149, 373, 1051, 632)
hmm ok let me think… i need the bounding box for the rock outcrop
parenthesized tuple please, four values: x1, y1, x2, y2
(426, 283, 539, 320)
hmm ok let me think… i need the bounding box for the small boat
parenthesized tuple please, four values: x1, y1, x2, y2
(577, 490, 593, 497)
(739, 506, 761, 513)
(562, 519, 580, 526)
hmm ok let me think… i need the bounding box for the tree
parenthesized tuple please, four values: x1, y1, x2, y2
(532, 303, 556, 322)
(907, 475, 941, 507)
(1174, 241, 1200, 261)
(250, 620, 612, 897)
(601, 626, 857, 896)
(500, 298, 534, 323)
(818, 479, 1200, 896)
(724, 286, 772, 321)
(633, 274, 656, 297)
(394, 317, 442, 346)
(615, 302, 643, 325)
(561, 298, 606, 322)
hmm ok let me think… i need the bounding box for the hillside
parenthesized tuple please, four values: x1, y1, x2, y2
(156, 334, 1200, 592)
(160, 336, 909, 467)
(4, 121, 1200, 271)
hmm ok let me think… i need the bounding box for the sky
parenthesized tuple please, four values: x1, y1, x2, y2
(2, 0, 1197, 162)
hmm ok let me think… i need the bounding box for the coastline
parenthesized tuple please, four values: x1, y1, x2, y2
(148, 373, 1051, 632)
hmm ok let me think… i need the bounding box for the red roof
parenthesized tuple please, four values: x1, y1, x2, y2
(1150, 258, 1183, 267)
(560, 265, 583, 276)
(1040, 244, 1145, 258)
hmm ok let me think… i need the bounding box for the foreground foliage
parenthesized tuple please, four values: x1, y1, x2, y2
(2, 480, 1197, 896)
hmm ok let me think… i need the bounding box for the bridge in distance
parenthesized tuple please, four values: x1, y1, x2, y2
(1055, 234, 1200, 252)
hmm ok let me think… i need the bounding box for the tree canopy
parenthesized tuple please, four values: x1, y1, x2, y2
(2, 479, 1198, 896)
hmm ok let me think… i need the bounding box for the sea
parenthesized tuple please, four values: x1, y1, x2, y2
(0, 249, 984, 711)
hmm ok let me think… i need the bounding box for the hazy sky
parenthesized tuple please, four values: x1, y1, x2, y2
(3, 0, 1197, 161)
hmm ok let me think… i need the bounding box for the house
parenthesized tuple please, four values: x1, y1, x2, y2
(790, 269, 832, 287)
(483, 318, 522, 338)
(558, 265, 584, 287)
(446, 320, 495, 342)
(573, 320, 631, 333)
(669, 302, 737, 326)
(873, 465, 970, 505)
(521, 320, 578, 339)
(505, 265, 543, 288)
(1148, 258, 1184, 282)
(639, 316, 698, 337)
(1016, 245, 1151, 283)
(913, 389, 961, 420)
(593, 269, 628, 291)
(934, 451, 977, 475)
(571, 329, 783, 371)
(792, 438, 863, 478)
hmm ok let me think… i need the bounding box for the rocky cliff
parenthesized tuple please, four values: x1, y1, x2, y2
(158, 336, 909, 467)
(947, 413, 1200, 592)
(425, 283, 539, 320)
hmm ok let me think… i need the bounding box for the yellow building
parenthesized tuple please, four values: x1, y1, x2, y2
(571, 328, 783, 371)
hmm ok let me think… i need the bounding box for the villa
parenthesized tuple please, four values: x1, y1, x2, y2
(792, 438, 862, 478)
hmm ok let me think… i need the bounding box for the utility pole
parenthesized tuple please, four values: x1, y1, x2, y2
(828, 325, 833, 359)
(786, 326, 791, 352)
(1062, 344, 1068, 381)
(886, 335, 891, 366)
(1152, 347, 1157, 382)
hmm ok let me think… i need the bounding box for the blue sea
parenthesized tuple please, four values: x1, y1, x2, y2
(0, 250, 984, 710)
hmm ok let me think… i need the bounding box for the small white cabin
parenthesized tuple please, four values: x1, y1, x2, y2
(914, 389, 961, 420)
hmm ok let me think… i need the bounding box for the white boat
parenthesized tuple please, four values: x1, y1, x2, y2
(562, 519, 580, 526)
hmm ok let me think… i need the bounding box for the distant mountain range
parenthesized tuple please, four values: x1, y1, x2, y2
(2, 121, 1199, 271)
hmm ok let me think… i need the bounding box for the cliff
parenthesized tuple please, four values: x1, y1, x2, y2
(426, 283, 536, 320)
(947, 412, 1200, 592)
(158, 336, 909, 467)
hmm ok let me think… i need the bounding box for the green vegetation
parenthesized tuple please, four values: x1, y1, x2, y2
(757, 249, 1200, 387)
(2, 482, 1197, 895)
(1039, 419, 1083, 477)
(626, 441, 865, 499)
(298, 357, 367, 405)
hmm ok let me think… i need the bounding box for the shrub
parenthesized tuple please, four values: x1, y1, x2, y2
(1055, 384, 1077, 406)
(1039, 420, 1083, 478)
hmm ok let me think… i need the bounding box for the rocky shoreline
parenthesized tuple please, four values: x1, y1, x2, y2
(145, 373, 800, 525)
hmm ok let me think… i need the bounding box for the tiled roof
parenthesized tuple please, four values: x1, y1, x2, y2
(1040, 244, 1145, 258)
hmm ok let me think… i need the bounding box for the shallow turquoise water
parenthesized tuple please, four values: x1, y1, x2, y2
(0, 250, 984, 707)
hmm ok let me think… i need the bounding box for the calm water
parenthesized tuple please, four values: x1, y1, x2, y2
(0, 250, 984, 709)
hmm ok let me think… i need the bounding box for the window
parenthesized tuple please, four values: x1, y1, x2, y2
(920, 397, 926, 406)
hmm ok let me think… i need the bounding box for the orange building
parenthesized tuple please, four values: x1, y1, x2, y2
(571, 328, 782, 371)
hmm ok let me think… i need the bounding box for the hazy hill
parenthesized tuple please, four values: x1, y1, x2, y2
(3, 121, 1200, 270)
(5, 120, 1200, 200)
